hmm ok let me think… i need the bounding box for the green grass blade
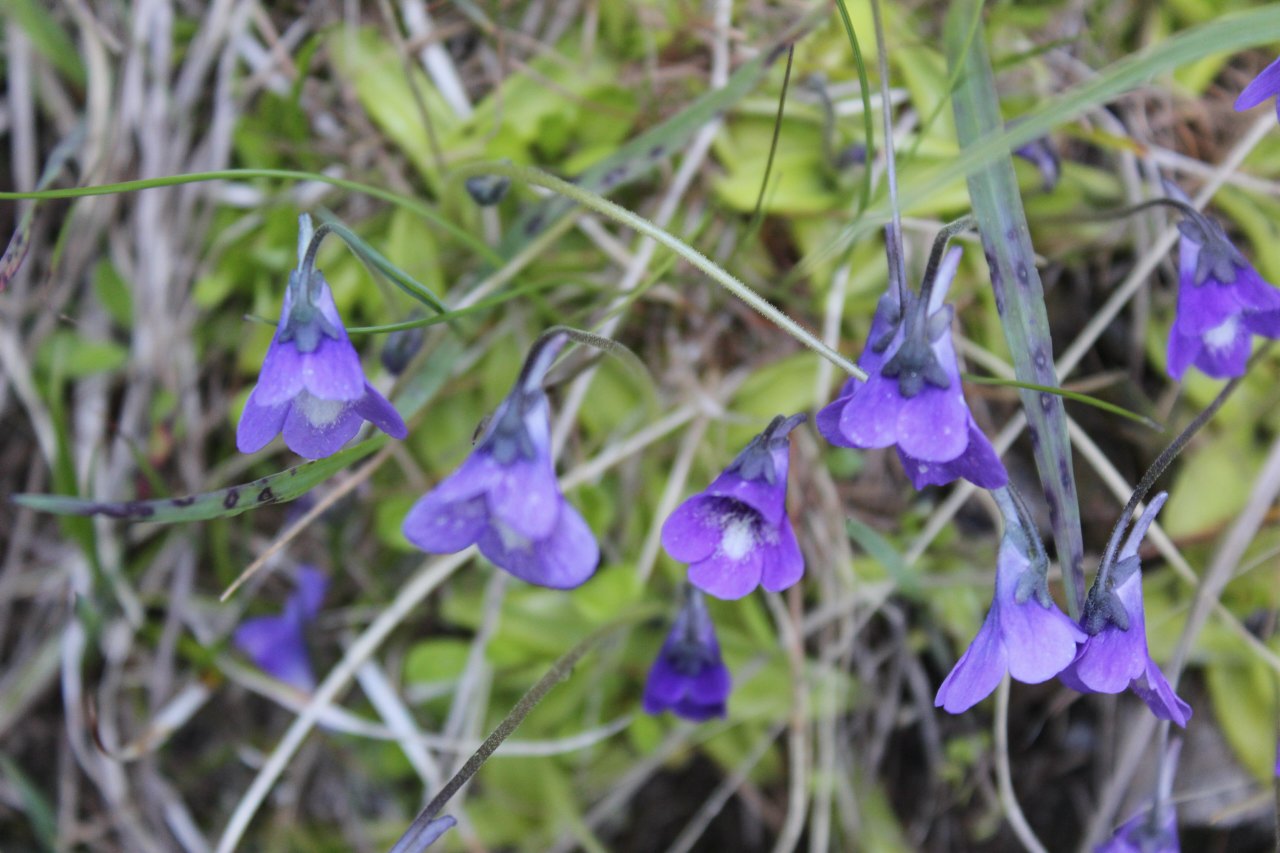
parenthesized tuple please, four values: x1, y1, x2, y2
(946, 0, 1085, 616)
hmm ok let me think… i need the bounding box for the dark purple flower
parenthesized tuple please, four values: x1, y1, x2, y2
(237, 215, 407, 460)
(935, 487, 1085, 713)
(1167, 212, 1280, 380)
(1235, 55, 1280, 120)
(817, 247, 1007, 490)
(642, 589, 731, 722)
(662, 414, 806, 600)
(233, 566, 328, 691)
(402, 332, 599, 589)
(1060, 493, 1192, 726)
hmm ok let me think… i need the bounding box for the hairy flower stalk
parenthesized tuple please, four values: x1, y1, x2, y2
(817, 240, 1007, 490)
(402, 330, 600, 589)
(237, 214, 407, 459)
(233, 566, 328, 691)
(662, 413, 807, 600)
(642, 587, 731, 721)
(1060, 493, 1191, 726)
(935, 487, 1084, 713)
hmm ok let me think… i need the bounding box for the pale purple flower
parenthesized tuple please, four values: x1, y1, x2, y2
(1060, 493, 1192, 726)
(233, 566, 327, 691)
(402, 332, 599, 589)
(238, 215, 407, 459)
(391, 815, 456, 853)
(817, 247, 1007, 490)
(1235, 55, 1280, 120)
(662, 414, 806, 600)
(642, 588, 731, 722)
(1167, 211, 1280, 380)
(935, 487, 1085, 713)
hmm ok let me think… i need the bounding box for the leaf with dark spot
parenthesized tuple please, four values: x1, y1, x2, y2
(12, 438, 382, 523)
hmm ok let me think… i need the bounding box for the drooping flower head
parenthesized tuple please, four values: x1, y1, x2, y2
(935, 486, 1086, 713)
(817, 244, 1008, 490)
(402, 330, 599, 589)
(642, 587, 731, 722)
(233, 566, 328, 691)
(1060, 493, 1192, 726)
(1096, 739, 1181, 853)
(1235, 55, 1280, 120)
(661, 413, 806, 600)
(237, 215, 407, 459)
(1166, 206, 1280, 380)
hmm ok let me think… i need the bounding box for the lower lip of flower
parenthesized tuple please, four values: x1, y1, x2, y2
(296, 392, 348, 428)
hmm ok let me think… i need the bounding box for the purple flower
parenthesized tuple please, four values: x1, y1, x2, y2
(1060, 493, 1192, 726)
(817, 247, 1007, 490)
(935, 487, 1086, 713)
(661, 414, 806, 600)
(1096, 807, 1178, 853)
(402, 332, 599, 589)
(391, 815, 456, 853)
(1097, 739, 1181, 853)
(1235, 55, 1280, 120)
(233, 566, 328, 691)
(642, 589, 731, 722)
(237, 215, 407, 460)
(1167, 212, 1280, 380)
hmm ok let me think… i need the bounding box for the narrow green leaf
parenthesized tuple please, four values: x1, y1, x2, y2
(946, 1, 1086, 616)
(4, 0, 85, 85)
(13, 438, 383, 523)
(845, 517, 921, 597)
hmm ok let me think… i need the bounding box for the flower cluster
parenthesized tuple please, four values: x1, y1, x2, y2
(818, 245, 1007, 490)
(238, 215, 407, 459)
(402, 331, 600, 589)
(662, 414, 806, 600)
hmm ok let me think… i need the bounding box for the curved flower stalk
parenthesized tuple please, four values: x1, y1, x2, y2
(662, 413, 806, 600)
(1060, 493, 1191, 726)
(1167, 209, 1280, 380)
(1235, 55, 1280, 120)
(934, 487, 1085, 713)
(237, 214, 407, 459)
(233, 566, 328, 691)
(642, 588, 731, 722)
(817, 244, 1007, 490)
(402, 330, 599, 589)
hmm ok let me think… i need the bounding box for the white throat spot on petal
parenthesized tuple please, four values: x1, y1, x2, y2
(296, 391, 347, 427)
(719, 516, 757, 561)
(1203, 316, 1240, 351)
